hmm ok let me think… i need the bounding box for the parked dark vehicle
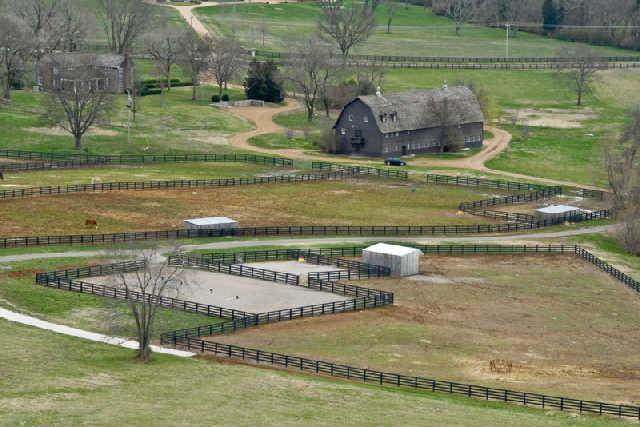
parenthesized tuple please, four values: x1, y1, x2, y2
(384, 157, 406, 166)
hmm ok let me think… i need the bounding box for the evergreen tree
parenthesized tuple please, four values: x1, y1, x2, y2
(244, 60, 284, 103)
(542, 0, 558, 33)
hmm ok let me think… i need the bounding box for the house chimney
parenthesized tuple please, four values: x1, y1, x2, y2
(376, 86, 382, 97)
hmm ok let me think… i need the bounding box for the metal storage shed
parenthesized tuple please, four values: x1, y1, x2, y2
(534, 205, 581, 223)
(183, 217, 238, 231)
(362, 243, 423, 277)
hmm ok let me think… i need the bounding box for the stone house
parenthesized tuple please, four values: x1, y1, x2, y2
(39, 53, 131, 93)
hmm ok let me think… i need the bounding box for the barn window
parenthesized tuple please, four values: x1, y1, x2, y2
(348, 114, 353, 122)
(363, 116, 369, 123)
(340, 128, 346, 135)
(391, 112, 398, 122)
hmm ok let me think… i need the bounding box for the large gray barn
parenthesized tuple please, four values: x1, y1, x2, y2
(39, 53, 131, 93)
(333, 87, 484, 157)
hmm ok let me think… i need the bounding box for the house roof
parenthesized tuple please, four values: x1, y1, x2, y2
(353, 87, 484, 134)
(363, 243, 423, 257)
(42, 53, 125, 68)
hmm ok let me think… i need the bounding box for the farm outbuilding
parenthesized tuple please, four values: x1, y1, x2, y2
(362, 243, 423, 277)
(534, 205, 581, 223)
(183, 217, 238, 231)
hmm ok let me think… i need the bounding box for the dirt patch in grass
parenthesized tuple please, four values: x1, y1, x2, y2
(210, 254, 640, 404)
(503, 108, 597, 129)
(27, 126, 119, 137)
(0, 179, 498, 236)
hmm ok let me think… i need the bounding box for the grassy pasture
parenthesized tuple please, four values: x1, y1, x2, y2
(248, 132, 318, 150)
(0, 87, 250, 156)
(0, 162, 288, 188)
(1, 320, 628, 427)
(211, 255, 640, 404)
(194, 2, 632, 58)
(0, 180, 502, 236)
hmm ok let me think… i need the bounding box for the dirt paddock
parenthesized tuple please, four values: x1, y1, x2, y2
(210, 254, 640, 403)
(91, 266, 349, 313)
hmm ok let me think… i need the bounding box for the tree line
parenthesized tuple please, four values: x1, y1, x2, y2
(433, 0, 640, 51)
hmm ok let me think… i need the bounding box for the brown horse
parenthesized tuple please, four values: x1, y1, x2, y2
(85, 219, 98, 228)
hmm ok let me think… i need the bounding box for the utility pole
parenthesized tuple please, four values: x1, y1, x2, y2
(126, 89, 133, 145)
(505, 23, 511, 59)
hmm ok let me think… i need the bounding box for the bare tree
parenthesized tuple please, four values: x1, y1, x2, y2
(257, 19, 269, 48)
(111, 250, 187, 362)
(385, 1, 399, 33)
(145, 29, 181, 95)
(444, 0, 475, 35)
(98, 0, 150, 55)
(430, 96, 464, 152)
(98, 0, 149, 94)
(0, 15, 31, 100)
(58, 1, 86, 52)
(177, 31, 211, 101)
(287, 37, 335, 122)
(605, 107, 640, 254)
(43, 61, 114, 150)
(209, 35, 245, 97)
(557, 46, 603, 106)
(317, 1, 376, 57)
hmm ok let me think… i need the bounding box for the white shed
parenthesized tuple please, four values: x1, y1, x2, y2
(534, 205, 581, 222)
(183, 217, 238, 230)
(362, 243, 423, 277)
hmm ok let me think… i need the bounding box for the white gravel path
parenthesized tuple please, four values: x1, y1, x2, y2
(0, 307, 195, 358)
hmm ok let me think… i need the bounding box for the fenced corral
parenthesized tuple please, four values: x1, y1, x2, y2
(459, 187, 563, 212)
(426, 174, 547, 191)
(38, 278, 251, 320)
(34, 243, 640, 419)
(161, 335, 640, 420)
(185, 248, 391, 279)
(0, 149, 294, 171)
(35, 259, 146, 283)
(0, 171, 355, 201)
(311, 161, 408, 180)
(168, 255, 300, 286)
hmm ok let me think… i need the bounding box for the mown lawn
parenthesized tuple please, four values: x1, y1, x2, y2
(194, 2, 631, 57)
(0, 180, 503, 236)
(212, 254, 640, 404)
(0, 258, 220, 338)
(0, 87, 251, 155)
(248, 132, 318, 150)
(0, 319, 631, 427)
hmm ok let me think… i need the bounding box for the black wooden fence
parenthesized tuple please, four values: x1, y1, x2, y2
(168, 255, 299, 286)
(426, 174, 547, 191)
(0, 149, 294, 169)
(311, 161, 408, 180)
(162, 335, 640, 420)
(254, 49, 640, 64)
(0, 222, 575, 249)
(0, 171, 353, 200)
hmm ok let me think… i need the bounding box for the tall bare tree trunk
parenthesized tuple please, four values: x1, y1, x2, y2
(74, 134, 82, 150)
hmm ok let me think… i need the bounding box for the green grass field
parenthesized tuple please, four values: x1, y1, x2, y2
(0, 162, 288, 187)
(248, 132, 318, 150)
(0, 87, 251, 155)
(2, 319, 630, 427)
(194, 2, 632, 58)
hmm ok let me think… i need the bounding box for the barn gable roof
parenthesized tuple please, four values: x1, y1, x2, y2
(42, 53, 125, 69)
(355, 87, 484, 134)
